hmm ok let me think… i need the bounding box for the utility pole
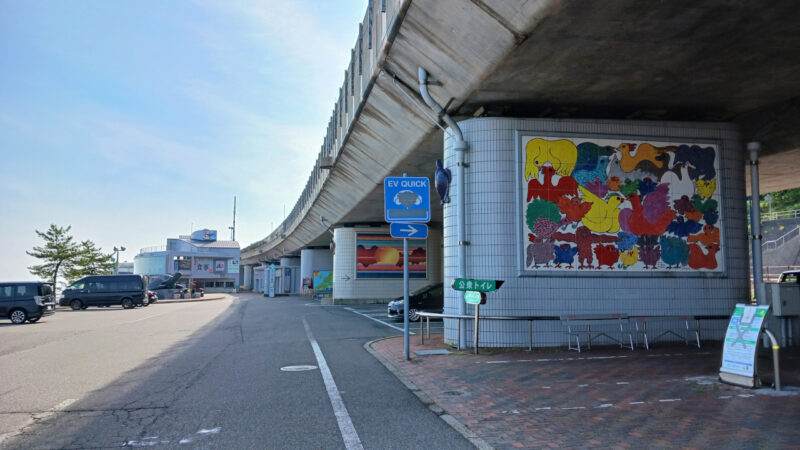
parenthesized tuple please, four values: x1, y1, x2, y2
(229, 196, 237, 241)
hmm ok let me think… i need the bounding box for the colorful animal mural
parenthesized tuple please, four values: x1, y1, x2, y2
(356, 234, 427, 278)
(521, 136, 722, 272)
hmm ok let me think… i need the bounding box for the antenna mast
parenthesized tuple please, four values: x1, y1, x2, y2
(229, 196, 237, 241)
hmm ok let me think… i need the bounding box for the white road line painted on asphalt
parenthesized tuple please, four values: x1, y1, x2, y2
(344, 307, 414, 334)
(486, 361, 510, 364)
(718, 396, 733, 399)
(596, 403, 613, 408)
(659, 398, 681, 402)
(197, 428, 220, 435)
(616, 382, 629, 385)
(53, 398, 77, 410)
(303, 319, 364, 450)
(578, 384, 589, 387)
(561, 406, 586, 410)
(127, 312, 171, 324)
(629, 401, 646, 405)
(534, 407, 551, 411)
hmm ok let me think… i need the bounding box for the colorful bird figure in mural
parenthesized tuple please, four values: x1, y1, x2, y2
(659, 236, 689, 268)
(642, 183, 672, 224)
(434, 159, 451, 204)
(584, 179, 609, 198)
(594, 244, 620, 269)
(674, 144, 716, 180)
(695, 178, 717, 199)
(637, 240, 661, 269)
(553, 244, 578, 268)
(577, 185, 624, 233)
(607, 152, 649, 181)
(526, 235, 555, 268)
(688, 243, 720, 270)
(572, 155, 610, 187)
(667, 216, 703, 237)
(687, 224, 720, 246)
(528, 166, 579, 203)
(553, 226, 619, 269)
(557, 196, 592, 224)
(620, 193, 676, 236)
(619, 246, 639, 267)
(618, 143, 672, 173)
(525, 138, 578, 180)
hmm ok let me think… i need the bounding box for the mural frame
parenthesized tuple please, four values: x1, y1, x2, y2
(514, 130, 728, 278)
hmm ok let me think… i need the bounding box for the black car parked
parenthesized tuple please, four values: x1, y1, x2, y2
(387, 283, 444, 322)
(0, 281, 56, 324)
(59, 274, 148, 310)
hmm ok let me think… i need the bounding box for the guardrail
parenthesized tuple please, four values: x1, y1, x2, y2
(139, 245, 166, 253)
(762, 225, 800, 251)
(417, 312, 729, 351)
(242, 0, 405, 262)
(762, 209, 800, 222)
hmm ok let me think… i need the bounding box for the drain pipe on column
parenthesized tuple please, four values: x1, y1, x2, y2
(748, 142, 766, 305)
(418, 67, 469, 349)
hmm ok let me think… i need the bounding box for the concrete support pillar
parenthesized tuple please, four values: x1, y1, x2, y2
(243, 264, 253, 290)
(301, 248, 333, 295)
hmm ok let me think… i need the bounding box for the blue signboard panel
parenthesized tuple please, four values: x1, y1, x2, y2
(384, 176, 431, 223)
(390, 222, 428, 239)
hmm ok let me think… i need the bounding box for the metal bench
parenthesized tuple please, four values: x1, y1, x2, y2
(632, 316, 701, 350)
(560, 314, 634, 352)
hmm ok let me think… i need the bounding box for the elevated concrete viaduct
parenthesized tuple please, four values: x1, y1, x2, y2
(242, 0, 800, 347)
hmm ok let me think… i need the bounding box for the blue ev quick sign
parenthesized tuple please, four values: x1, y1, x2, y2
(384, 177, 431, 223)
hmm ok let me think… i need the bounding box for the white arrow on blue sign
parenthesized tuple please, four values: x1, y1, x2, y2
(384, 176, 431, 223)
(390, 222, 428, 239)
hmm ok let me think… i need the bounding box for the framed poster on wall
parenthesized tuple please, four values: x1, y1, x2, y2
(355, 233, 427, 279)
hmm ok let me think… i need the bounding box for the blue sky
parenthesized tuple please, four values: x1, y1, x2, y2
(0, 0, 367, 280)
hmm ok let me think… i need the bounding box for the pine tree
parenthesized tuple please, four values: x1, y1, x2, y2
(64, 240, 116, 281)
(27, 224, 81, 291)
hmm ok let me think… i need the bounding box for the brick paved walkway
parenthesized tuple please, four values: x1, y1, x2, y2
(370, 334, 800, 449)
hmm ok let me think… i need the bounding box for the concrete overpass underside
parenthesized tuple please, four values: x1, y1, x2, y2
(243, 0, 800, 265)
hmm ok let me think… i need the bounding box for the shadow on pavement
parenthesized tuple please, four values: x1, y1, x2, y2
(4, 296, 247, 449)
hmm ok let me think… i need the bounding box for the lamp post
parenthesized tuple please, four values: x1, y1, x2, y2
(113, 246, 126, 274)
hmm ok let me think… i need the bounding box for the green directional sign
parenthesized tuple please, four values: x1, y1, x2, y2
(452, 278, 504, 292)
(463, 291, 481, 304)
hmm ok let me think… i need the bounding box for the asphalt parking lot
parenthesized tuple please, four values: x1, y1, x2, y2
(342, 302, 444, 336)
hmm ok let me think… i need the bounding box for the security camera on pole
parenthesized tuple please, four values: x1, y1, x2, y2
(385, 174, 430, 361)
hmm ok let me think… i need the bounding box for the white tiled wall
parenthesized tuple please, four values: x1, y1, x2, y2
(333, 227, 443, 301)
(443, 118, 748, 347)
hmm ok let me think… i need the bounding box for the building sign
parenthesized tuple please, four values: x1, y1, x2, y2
(177, 259, 192, 270)
(519, 135, 722, 272)
(720, 304, 770, 378)
(227, 259, 239, 274)
(191, 229, 217, 241)
(195, 257, 213, 274)
(355, 233, 426, 279)
(384, 176, 431, 223)
(214, 260, 226, 272)
(313, 271, 333, 294)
